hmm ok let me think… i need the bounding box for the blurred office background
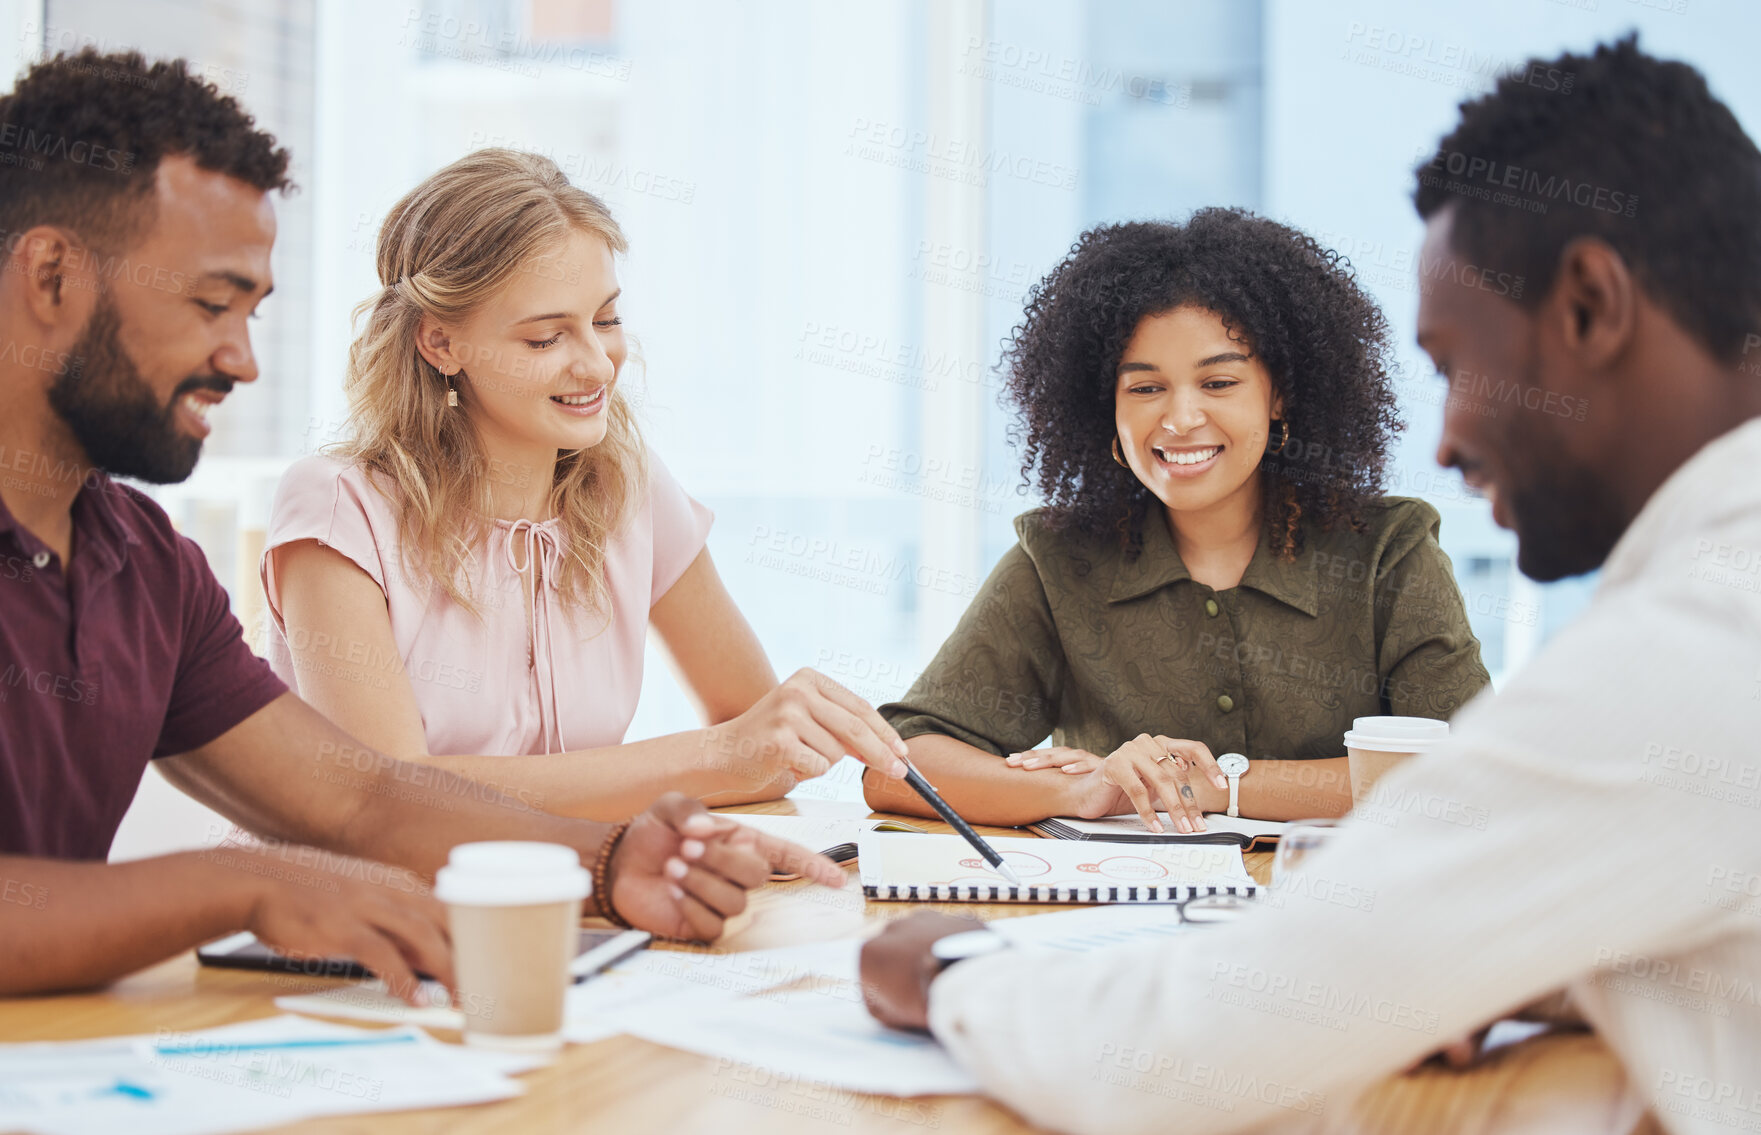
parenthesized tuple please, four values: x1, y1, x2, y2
(10, 0, 1749, 855)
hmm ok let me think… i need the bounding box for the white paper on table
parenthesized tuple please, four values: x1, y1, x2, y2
(717, 813, 871, 852)
(988, 904, 1194, 952)
(280, 939, 864, 1047)
(0, 1015, 523, 1135)
(276, 979, 464, 1030)
(275, 968, 684, 1045)
(565, 939, 864, 1043)
(562, 965, 716, 1044)
(622, 938, 859, 993)
(1483, 1019, 1554, 1051)
(622, 991, 980, 1097)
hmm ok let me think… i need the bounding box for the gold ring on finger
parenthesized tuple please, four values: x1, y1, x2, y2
(1155, 752, 1177, 764)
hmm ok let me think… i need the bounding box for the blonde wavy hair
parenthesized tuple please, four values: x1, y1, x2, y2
(336, 148, 646, 618)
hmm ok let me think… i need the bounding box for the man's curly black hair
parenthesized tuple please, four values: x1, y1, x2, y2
(1001, 208, 1402, 561)
(0, 49, 292, 252)
(1414, 34, 1761, 366)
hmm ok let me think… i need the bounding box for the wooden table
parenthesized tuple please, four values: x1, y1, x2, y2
(0, 799, 1646, 1134)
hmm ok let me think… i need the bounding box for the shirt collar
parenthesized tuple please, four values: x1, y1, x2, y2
(1239, 530, 1320, 617)
(0, 469, 140, 570)
(1107, 510, 1193, 603)
(1600, 415, 1761, 588)
(1107, 508, 1320, 617)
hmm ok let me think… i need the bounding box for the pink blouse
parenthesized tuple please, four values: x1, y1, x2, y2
(261, 451, 713, 757)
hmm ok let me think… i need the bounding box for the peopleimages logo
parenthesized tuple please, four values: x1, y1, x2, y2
(0, 663, 97, 706)
(1422, 150, 1638, 217)
(845, 117, 1079, 191)
(1342, 22, 1575, 94)
(1091, 1043, 1326, 1116)
(0, 125, 134, 173)
(1205, 961, 1442, 1035)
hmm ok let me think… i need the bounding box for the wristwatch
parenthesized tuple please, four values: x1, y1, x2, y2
(930, 929, 1012, 974)
(1217, 752, 1249, 818)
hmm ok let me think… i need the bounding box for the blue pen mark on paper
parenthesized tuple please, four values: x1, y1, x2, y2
(152, 1034, 419, 1058)
(92, 1078, 157, 1101)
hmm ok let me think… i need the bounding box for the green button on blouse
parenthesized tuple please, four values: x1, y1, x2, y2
(881, 497, 1492, 763)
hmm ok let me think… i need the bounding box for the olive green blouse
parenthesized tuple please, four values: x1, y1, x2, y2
(881, 497, 1492, 762)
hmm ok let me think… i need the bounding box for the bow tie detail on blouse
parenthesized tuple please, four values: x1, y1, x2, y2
(504, 518, 569, 756)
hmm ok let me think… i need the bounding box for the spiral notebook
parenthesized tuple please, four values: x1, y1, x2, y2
(857, 831, 1257, 904)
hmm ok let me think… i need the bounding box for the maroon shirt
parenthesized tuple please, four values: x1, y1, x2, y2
(0, 472, 286, 860)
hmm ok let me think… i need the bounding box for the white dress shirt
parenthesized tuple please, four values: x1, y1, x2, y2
(930, 418, 1761, 1135)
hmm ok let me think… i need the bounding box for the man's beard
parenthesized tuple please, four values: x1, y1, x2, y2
(1507, 460, 1628, 582)
(1502, 355, 1629, 582)
(45, 296, 232, 484)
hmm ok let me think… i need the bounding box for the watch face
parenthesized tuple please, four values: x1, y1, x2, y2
(1217, 753, 1249, 777)
(931, 930, 1009, 964)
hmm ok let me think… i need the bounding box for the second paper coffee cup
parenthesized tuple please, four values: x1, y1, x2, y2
(1343, 716, 1450, 806)
(434, 841, 590, 1052)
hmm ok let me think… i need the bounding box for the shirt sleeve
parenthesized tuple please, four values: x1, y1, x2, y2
(880, 542, 1062, 756)
(1372, 502, 1493, 720)
(647, 451, 715, 603)
(927, 558, 1759, 1134)
(260, 457, 391, 632)
(154, 533, 287, 758)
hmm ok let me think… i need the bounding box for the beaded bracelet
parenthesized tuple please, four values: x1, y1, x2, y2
(592, 821, 633, 928)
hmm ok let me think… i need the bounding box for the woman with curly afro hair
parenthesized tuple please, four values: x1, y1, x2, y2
(868, 208, 1491, 831)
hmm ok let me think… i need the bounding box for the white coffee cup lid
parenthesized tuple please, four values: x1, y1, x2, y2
(1342, 716, 1450, 753)
(435, 841, 590, 907)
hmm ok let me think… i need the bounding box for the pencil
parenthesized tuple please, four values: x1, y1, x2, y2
(900, 765, 1025, 888)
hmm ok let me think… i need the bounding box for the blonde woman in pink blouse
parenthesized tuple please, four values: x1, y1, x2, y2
(263, 149, 908, 821)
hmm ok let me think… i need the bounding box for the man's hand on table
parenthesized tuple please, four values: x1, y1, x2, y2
(606, 792, 846, 940)
(860, 911, 986, 1031)
(217, 846, 453, 1006)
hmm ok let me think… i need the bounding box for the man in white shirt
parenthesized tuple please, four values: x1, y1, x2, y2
(862, 35, 1761, 1135)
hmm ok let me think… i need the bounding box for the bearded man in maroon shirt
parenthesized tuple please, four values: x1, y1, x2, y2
(0, 50, 844, 998)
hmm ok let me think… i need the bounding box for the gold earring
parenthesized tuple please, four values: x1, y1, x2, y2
(1269, 419, 1289, 455)
(1111, 436, 1128, 468)
(446, 372, 460, 408)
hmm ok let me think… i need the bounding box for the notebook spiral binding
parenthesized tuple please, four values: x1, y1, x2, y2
(860, 883, 1259, 903)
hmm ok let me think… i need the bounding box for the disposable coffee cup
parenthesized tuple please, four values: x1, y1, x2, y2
(434, 841, 589, 1053)
(1343, 716, 1450, 807)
